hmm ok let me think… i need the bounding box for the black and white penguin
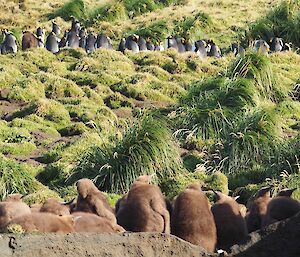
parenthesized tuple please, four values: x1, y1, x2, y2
(195, 40, 207, 59)
(146, 38, 155, 51)
(125, 35, 139, 53)
(207, 40, 222, 58)
(46, 32, 59, 53)
(231, 43, 245, 57)
(66, 30, 80, 48)
(118, 38, 126, 53)
(138, 36, 147, 51)
(52, 22, 60, 37)
(167, 36, 178, 51)
(1, 31, 17, 54)
(85, 33, 97, 54)
(79, 27, 87, 48)
(253, 40, 270, 54)
(270, 37, 284, 52)
(96, 33, 112, 49)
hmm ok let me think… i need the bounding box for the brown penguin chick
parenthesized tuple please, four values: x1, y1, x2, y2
(211, 191, 248, 250)
(72, 212, 125, 233)
(263, 189, 300, 227)
(22, 31, 39, 50)
(116, 175, 170, 233)
(246, 187, 271, 232)
(115, 174, 154, 213)
(171, 183, 217, 252)
(0, 201, 31, 231)
(40, 198, 74, 216)
(75, 179, 116, 224)
(7, 213, 75, 234)
(4, 194, 24, 202)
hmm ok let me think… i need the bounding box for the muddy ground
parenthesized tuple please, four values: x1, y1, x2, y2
(0, 212, 299, 257)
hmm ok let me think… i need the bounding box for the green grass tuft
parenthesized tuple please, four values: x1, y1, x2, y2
(0, 155, 41, 200)
(86, 2, 128, 25)
(67, 112, 184, 193)
(243, 1, 300, 47)
(49, 0, 86, 21)
(172, 11, 212, 39)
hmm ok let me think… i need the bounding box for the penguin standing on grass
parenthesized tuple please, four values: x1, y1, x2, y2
(125, 35, 139, 53)
(96, 34, 112, 49)
(46, 32, 59, 53)
(66, 30, 80, 48)
(167, 36, 178, 51)
(253, 40, 270, 54)
(79, 27, 87, 48)
(195, 40, 207, 59)
(59, 31, 68, 48)
(176, 38, 186, 53)
(138, 36, 147, 51)
(118, 38, 126, 53)
(146, 38, 155, 51)
(1, 30, 17, 54)
(184, 38, 193, 52)
(52, 22, 60, 37)
(231, 43, 245, 57)
(85, 33, 97, 54)
(270, 37, 284, 52)
(36, 27, 45, 48)
(207, 40, 222, 58)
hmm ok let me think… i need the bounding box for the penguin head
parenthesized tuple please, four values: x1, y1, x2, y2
(132, 34, 139, 42)
(37, 27, 45, 35)
(2, 29, 8, 36)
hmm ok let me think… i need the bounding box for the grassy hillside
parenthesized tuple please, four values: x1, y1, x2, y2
(0, 0, 300, 203)
(1, 0, 281, 46)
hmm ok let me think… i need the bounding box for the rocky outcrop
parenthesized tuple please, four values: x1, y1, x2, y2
(231, 211, 300, 257)
(0, 232, 216, 257)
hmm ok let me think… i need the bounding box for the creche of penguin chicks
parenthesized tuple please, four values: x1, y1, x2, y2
(0, 17, 293, 57)
(0, 175, 299, 255)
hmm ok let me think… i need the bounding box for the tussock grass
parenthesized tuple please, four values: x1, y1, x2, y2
(172, 11, 212, 39)
(134, 20, 170, 44)
(67, 112, 184, 193)
(176, 77, 256, 142)
(49, 0, 86, 21)
(173, 49, 299, 190)
(87, 2, 127, 24)
(244, 1, 300, 47)
(225, 106, 282, 177)
(228, 52, 286, 102)
(0, 155, 41, 200)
